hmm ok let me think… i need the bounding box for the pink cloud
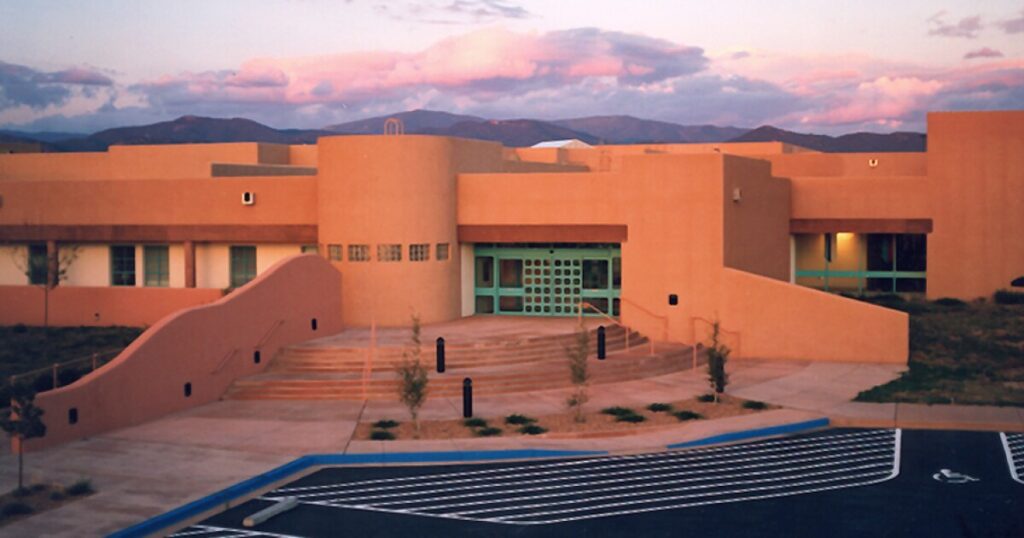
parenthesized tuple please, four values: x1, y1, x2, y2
(997, 9, 1024, 34)
(964, 47, 1004, 60)
(927, 12, 983, 38)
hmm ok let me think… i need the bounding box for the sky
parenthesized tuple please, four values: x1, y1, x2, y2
(0, 0, 1022, 134)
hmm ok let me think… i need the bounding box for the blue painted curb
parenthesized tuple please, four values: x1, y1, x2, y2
(108, 448, 606, 538)
(667, 417, 831, 449)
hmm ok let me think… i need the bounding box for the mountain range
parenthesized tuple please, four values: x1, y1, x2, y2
(3, 110, 926, 153)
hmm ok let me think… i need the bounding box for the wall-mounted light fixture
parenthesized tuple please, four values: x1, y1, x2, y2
(868, 158, 879, 168)
(241, 191, 255, 205)
(732, 187, 742, 203)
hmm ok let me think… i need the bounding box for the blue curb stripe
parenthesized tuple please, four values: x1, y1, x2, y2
(667, 417, 831, 449)
(108, 448, 605, 538)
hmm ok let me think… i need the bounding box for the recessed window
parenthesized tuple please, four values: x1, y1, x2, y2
(378, 244, 402, 262)
(27, 243, 47, 285)
(328, 244, 343, 261)
(301, 245, 318, 254)
(229, 246, 257, 287)
(436, 243, 450, 261)
(110, 245, 136, 286)
(410, 244, 430, 261)
(144, 245, 169, 287)
(348, 244, 370, 262)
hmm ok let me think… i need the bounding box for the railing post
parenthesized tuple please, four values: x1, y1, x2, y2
(52, 364, 59, 389)
(597, 326, 606, 360)
(436, 337, 445, 373)
(92, 353, 98, 371)
(462, 378, 473, 418)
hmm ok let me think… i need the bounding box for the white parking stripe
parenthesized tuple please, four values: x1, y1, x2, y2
(1000, 432, 1024, 485)
(269, 432, 893, 499)
(275, 429, 889, 494)
(167, 524, 305, 538)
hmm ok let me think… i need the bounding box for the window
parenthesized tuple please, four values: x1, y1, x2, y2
(378, 244, 402, 262)
(499, 259, 523, 288)
(27, 244, 47, 285)
(328, 244, 343, 261)
(348, 244, 370, 262)
(144, 245, 169, 287)
(583, 259, 609, 289)
(475, 257, 494, 288)
(110, 245, 136, 286)
(230, 246, 257, 287)
(301, 245, 319, 254)
(410, 244, 430, 261)
(436, 243, 450, 261)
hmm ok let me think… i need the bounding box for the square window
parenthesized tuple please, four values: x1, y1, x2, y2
(27, 244, 47, 285)
(436, 243, 450, 261)
(143, 245, 169, 287)
(410, 244, 430, 261)
(327, 244, 343, 261)
(476, 295, 495, 314)
(110, 245, 136, 286)
(348, 245, 370, 262)
(378, 244, 402, 262)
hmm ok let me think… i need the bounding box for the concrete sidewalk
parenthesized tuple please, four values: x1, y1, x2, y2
(0, 359, 1021, 537)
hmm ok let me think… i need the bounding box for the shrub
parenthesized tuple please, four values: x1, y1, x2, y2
(518, 424, 547, 435)
(504, 414, 536, 425)
(742, 400, 768, 410)
(706, 321, 730, 402)
(372, 419, 399, 430)
(66, 479, 94, 496)
(934, 297, 967, 308)
(646, 403, 673, 413)
(994, 290, 1024, 305)
(395, 315, 428, 436)
(601, 406, 635, 417)
(475, 427, 502, 437)
(615, 413, 646, 423)
(12, 324, 27, 334)
(696, 394, 716, 403)
(565, 327, 590, 423)
(370, 430, 396, 441)
(463, 417, 488, 428)
(49, 490, 66, 501)
(674, 410, 704, 421)
(1, 501, 32, 517)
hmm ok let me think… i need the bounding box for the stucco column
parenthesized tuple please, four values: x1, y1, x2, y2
(46, 240, 58, 288)
(184, 240, 196, 288)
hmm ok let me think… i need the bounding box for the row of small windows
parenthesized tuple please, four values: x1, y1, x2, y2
(108, 245, 257, 288)
(326, 243, 450, 263)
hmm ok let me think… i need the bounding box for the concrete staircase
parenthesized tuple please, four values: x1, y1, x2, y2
(223, 324, 698, 401)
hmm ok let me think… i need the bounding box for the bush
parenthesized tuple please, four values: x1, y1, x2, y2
(646, 403, 673, 413)
(65, 479, 94, 496)
(475, 427, 502, 437)
(518, 424, 547, 435)
(742, 400, 768, 410)
(370, 430, 396, 441)
(57, 367, 84, 387)
(49, 490, 66, 501)
(696, 394, 715, 403)
(934, 297, 967, 308)
(372, 419, 399, 430)
(674, 410, 704, 421)
(12, 324, 27, 334)
(615, 413, 646, 423)
(504, 414, 536, 425)
(1, 501, 32, 517)
(600, 406, 635, 417)
(463, 417, 488, 428)
(994, 290, 1024, 305)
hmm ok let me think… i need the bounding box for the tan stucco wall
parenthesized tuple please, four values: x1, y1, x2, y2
(0, 244, 27, 285)
(196, 244, 230, 289)
(789, 176, 931, 220)
(722, 156, 791, 281)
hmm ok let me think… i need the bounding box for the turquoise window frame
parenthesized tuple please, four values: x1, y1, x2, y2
(794, 233, 926, 294)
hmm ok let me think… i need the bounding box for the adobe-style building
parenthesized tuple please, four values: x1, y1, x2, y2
(0, 110, 1021, 449)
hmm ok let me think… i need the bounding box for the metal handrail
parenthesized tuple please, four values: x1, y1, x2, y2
(690, 316, 742, 370)
(617, 296, 669, 341)
(576, 301, 655, 356)
(361, 320, 377, 401)
(256, 319, 285, 348)
(210, 348, 240, 375)
(8, 347, 122, 389)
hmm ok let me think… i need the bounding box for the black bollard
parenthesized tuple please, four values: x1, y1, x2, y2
(436, 337, 446, 373)
(462, 377, 473, 418)
(597, 325, 606, 360)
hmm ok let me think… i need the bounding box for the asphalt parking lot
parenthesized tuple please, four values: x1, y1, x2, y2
(172, 428, 1023, 537)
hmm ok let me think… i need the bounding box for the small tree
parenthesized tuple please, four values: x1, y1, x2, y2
(0, 384, 47, 491)
(706, 320, 731, 403)
(10, 244, 80, 361)
(395, 315, 429, 437)
(565, 326, 590, 422)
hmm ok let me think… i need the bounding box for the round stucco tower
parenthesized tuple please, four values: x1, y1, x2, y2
(317, 135, 502, 326)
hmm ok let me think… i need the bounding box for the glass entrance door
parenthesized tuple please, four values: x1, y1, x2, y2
(474, 245, 620, 316)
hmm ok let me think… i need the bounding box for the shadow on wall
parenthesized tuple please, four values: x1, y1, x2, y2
(21, 254, 342, 452)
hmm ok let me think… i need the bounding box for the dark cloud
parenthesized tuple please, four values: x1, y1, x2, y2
(997, 9, 1024, 34)
(927, 12, 983, 38)
(963, 47, 1004, 60)
(0, 61, 113, 109)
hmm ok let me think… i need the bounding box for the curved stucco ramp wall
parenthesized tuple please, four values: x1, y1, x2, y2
(24, 254, 342, 451)
(721, 268, 908, 363)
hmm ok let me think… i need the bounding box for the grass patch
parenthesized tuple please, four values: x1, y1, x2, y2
(475, 427, 503, 437)
(518, 424, 547, 435)
(696, 394, 716, 403)
(372, 419, 399, 430)
(65, 479, 93, 497)
(463, 417, 488, 428)
(850, 296, 1024, 406)
(504, 414, 536, 425)
(600, 406, 636, 417)
(646, 403, 673, 413)
(673, 410, 704, 421)
(742, 400, 768, 410)
(369, 430, 396, 441)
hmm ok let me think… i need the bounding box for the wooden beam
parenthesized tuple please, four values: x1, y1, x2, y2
(458, 224, 628, 243)
(790, 219, 933, 234)
(0, 225, 318, 243)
